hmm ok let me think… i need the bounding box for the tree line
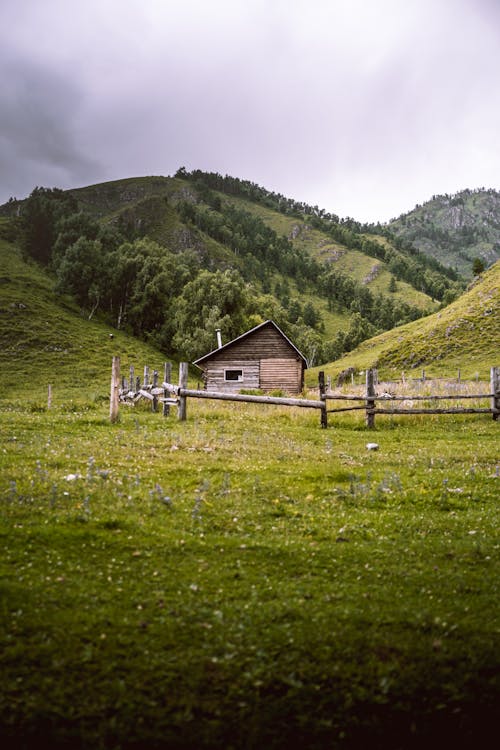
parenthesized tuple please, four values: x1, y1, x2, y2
(15, 182, 445, 368)
(175, 168, 464, 299)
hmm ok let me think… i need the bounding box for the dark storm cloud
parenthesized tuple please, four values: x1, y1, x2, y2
(0, 55, 101, 199)
(1, 0, 500, 221)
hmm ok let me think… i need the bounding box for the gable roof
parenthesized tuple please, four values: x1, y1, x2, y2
(193, 320, 307, 367)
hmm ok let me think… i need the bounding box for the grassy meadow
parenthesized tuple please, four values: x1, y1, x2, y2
(1, 375, 499, 749)
(1, 239, 499, 748)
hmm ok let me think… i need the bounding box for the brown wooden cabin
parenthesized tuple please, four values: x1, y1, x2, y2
(193, 320, 307, 394)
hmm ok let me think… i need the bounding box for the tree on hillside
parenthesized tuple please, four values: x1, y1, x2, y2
(126, 244, 192, 336)
(303, 301, 320, 328)
(54, 237, 107, 318)
(291, 323, 323, 368)
(104, 238, 198, 334)
(340, 313, 377, 354)
(52, 211, 101, 268)
(472, 257, 486, 276)
(171, 269, 251, 360)
(21, 187, 78, 265)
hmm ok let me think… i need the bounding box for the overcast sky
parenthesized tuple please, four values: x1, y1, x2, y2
(1, 0, 499, 223)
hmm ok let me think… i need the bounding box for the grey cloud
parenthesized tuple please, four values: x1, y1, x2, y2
(0, 0, 499, 222)
(0, 57, 102, 199)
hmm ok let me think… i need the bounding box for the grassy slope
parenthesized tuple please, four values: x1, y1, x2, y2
(308, 261, 500, 384)
(67, 175, 176, 218)
(0, 238, 176, 401)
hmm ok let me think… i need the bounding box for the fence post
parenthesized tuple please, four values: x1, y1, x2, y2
(144, 365, 150, 388)
(366, 368, 376, 428)
(129, 365, 135, 394)
(163, 362, 172, 417)
(178, 362, 188, 421)
(318, 371, 328, 429)
(491, 366, 500, 421)
(152, 370, 158, 413)
(47, 384, 52, 410)
(110, 355, 120, 423)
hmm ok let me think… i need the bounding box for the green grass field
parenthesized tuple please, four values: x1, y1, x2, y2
(1, 388, 499, 749)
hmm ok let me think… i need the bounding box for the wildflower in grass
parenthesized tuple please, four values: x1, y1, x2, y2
(49, 484, 57, 508)
(192, 491, 203, 521)
(34, 460, 47, 483)
(87, 456, 95, 481)
(149, 483, 172, 508)
(219, 473, 231, 496)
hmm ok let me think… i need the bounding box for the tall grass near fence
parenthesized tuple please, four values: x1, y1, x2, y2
(0, 392, 499, 749)
(322, 371, 499, 427)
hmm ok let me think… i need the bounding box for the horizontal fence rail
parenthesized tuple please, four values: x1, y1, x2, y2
(111, 358, 499, 429)
(162, 384, 325, 410)
(320, 366, 500, 428)
(111, 358, 328, 426)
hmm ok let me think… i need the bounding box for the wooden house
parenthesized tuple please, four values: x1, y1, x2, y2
(193, 320, 307, 394)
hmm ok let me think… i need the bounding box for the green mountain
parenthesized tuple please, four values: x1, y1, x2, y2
(0, 171, 467, 371)
(388, 188, 500, 278)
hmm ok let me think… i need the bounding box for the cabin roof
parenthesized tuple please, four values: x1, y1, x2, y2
(193, 320, 307, 368)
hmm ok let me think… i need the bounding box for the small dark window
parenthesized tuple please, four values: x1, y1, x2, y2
(225, 369, 243, 381)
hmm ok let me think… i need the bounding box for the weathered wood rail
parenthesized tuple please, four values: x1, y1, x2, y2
(110, 358, 499, 429)
(111, 357, 327, 425)
(320, 366, 500, 428)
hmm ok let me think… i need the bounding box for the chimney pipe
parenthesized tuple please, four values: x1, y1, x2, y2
(216, 329, 222, 348)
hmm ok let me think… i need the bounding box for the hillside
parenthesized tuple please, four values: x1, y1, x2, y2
(309, 260, 500, 383)
(66, 174, 451, 315)
(0, 235, 171, 398)
(388, 188, 500, 277)
(2, 172, 459, 369)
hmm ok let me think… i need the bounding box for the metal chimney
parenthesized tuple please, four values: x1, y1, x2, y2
(216, 329, 222, 348)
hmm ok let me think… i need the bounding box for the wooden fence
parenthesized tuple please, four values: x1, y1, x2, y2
(110, 360, 177, 422)
(320, 366, 500, 428)
(110, 357, 499, 429)
(110, 357, 326, 425)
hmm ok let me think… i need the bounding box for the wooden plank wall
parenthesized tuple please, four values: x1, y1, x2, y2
(260, 358, 302, 393)
(217, 325, 297, 360)
(205, 360, 259, 393)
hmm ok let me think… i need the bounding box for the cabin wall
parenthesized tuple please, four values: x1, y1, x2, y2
(203, 358, 303, 394)
(198, 322, 306, 394)
(260, 358, 303, 393)
(205, 359, 260, 393)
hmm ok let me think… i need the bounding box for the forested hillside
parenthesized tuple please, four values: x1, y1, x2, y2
(0, 171, 464, 367)
(388, 188, 500, 277)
